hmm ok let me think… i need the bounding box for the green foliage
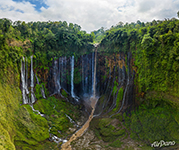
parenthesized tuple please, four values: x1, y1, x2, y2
(0, 18, 95, 79)
(1, 16, 179, 149)
(92, 27, 105, 43)
(99, 18, 179, 96)
(61, 89, 68, 98)
(109, 139, 123, 148)
(113, 88, 124, 112)
(90, 118, 126, 143)
(14, 105, 49, 145)
(74, 66, 82, 84)
(0, 82, 49, 149)
(33, 96, 81, 137)
(123, 97, 179, 144)
(35, 84, 42, 99)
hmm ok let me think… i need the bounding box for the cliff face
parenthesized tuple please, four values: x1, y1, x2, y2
(0, 82, 49, 150)
(1, 48, 179, 149)
(46, 50, 135, 116)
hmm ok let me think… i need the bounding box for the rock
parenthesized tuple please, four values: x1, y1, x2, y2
(69, 127, 76, 133)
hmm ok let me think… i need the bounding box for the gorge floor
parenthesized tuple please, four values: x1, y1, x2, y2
(61, 97, 98, 150)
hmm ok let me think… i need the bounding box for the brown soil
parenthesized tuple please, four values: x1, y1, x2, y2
(61, 97, 98, 150)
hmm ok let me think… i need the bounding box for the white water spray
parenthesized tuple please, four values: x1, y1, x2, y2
(31, 56, 36, 103)
(92, 52, 94, 95)
(93, 50, 97, 98)
(21, 57, 28, 104)
(71, 56, 79, 102)
(71, 56, 75, 98)
(30, 104, 44, 117)
(25, 57, 29, 95)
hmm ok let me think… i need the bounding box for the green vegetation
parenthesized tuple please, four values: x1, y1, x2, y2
(109, 140, 123, 148)
(0, 82, 49, 150)
(113, 87, 123, 112)
(34, 97, 81, 138)
(0, 18, 94, 80)
(90, 118, 126, 148)
(0, 79, 81, 149)
(123, 95, 179, 145)
(91, 27, 105, 43)
(97, 17, 179, 147)
(100, 18, 179, 95)
(1, 13, 179, 149)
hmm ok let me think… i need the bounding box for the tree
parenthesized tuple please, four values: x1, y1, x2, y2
(177, 11, 179, 18)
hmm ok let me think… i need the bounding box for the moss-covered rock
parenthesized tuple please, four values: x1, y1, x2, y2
(0, 80, 83, 150)
(123, 95, 179, 146)
(14, 105, 49, 145)
(0, 83, 21, 150)
(90, 117, 126, 144)
(33, 96, 81, 137)
(0, 82, 51, 149)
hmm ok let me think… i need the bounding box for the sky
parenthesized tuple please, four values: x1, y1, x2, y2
(0, 0, 179, 32)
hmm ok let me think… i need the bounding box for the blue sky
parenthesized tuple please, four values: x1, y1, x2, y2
(12, 0, 49, 12)
(0, 0, 179, 32)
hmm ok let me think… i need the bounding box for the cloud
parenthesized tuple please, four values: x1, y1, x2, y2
(0, 0, 178, 32)
(138, 0, 154, 13)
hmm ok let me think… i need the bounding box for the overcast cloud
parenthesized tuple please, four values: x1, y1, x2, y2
(0, 0, 179, 32)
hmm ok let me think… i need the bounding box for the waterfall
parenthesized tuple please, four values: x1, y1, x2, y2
(41, 85, 46, 99)
(70, 56, 79, 102)
(61, 57, 63, 89)
(84, 55, 88, 94)
(30, 104, 44, 117)
(60, 56, 68, 92)
(25, 58, 29, 95)
(71, 56, 75, 98)
(57, 58, 61, 94)
(31, 56, 36, 103)
(65, 114, 79, 127)
(92, 52, 94, 94)
(82, 55, 84, 93)
(93, 50, 97, 98)
(35, 74, 46, 99)
(64, 56, 67, 91)
(21, 57, 28, 104)
(53, 60, 57, 91)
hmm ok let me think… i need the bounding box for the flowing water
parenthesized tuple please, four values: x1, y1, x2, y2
(31, 56, 36, 103)
(21, 57, 28, 104)
(35, 75, 46, 99)
(61, 49, 98, 150)
(71, 56, 75, 98)
(61, 97, 98, 150)
(93, 50, 97, 98)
